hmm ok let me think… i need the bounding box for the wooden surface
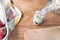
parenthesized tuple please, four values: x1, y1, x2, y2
(24, 26, 60, 40)
(9, 0, 60, 40)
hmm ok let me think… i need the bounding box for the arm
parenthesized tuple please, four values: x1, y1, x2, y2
(33, 4, 55, 25)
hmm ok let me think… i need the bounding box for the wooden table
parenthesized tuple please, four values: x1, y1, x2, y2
(9, 0, 60, 40)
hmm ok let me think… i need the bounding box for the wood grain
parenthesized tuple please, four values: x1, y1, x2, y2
(24, 26, 60, 40)
(9, 0, 60, 40)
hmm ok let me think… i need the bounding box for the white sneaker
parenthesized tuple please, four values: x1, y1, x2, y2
(0, 0, 22, 40)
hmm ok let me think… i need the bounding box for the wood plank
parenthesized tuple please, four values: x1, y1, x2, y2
(9, 0, 60, 40)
